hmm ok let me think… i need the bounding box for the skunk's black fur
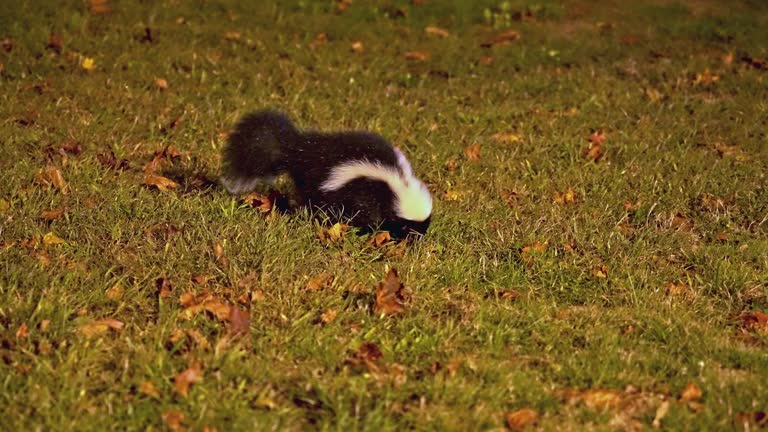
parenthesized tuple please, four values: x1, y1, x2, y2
(221, 111, 433, 238)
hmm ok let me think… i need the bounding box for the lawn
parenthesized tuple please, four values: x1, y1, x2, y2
(1, 0, 767, 430)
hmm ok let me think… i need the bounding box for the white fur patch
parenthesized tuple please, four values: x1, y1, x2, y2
(319, 156, 432, 222)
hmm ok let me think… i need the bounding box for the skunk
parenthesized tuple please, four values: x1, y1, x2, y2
(220, 110, 432, 238)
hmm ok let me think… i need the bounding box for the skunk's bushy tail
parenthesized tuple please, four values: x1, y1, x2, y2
(220, 111, 301, 194)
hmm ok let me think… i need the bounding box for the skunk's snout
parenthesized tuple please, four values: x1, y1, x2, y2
(382, 216, 431, 240)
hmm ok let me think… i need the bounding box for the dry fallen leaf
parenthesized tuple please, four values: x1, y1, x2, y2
(319, 222, 350, 244)
(714, 143, 749, 161)
(161, 409, 185, 432)
(156, 277, 173, 298)
(553, 187, 577, 205)
(40, 165, 69, 194)
(652, 399, 671, 429)
(81, 57, 96, 71)
(41, 208, 65, 221)
(582, 131, 606, 162)
(491, 131, 522, 144)
(144, 174, 180, 191)
(740, 310, 768, 333)
(479, 56, 495, 66)
(88, 0, 110, 15)
(229, 305, 250, 336)
(320, 308, 338, 324)
(370, 231, 392, 247)
(223, 31, 241, 41)
(306, 272, 334, 291)
(42, 232, 65, 245)
(463, 143, 481, 161)
(191, 274, 212, 285)
(106, 283, 124, 300)
(351, 41, 364, 52)
(155, 78, 169, 90)
(404, 50, 430, 61)
(692, 69, 719, 86)
(212, 240, 227, 265)
(374, 268, 406, 315)
(139, 380, 160, 398)
(593, 265, 609, 279)
(174, 363, 203, 397)
(680, 382, 702, 402)
(97, 150, 130, 170)
(16, 322, 29, 339)
(309, 33, 328, 50)
(520, 241, 546, 266)
(481, 29, 521, 47)
(242, 192, 273, 213)
(78, 319, 124, 337)
(425, 26, 450, 38)
(345, 342, 383, 372)
(505, 408, 539, 431)
(445, 158, 460, 171)
(582, 389, 622, 409)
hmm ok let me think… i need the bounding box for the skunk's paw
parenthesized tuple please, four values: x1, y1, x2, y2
(220, 176, 275, 194)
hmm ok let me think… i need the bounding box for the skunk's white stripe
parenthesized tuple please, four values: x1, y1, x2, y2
(319, 158, 432, 222)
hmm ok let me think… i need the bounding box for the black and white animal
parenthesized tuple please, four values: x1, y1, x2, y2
(220, 110, 432, 238)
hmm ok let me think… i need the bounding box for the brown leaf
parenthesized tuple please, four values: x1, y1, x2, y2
(78, 319, 125, 337)
(155, 78, 169, 90)
(374, 268, 406, 315)
(156, 277, 173, 298)
(306, 272, 334, 291)
(505, 408, 539, 431)
(740, 311, 768, 334)
(345, 342, 383, 372)
(479, 56, 495, 66)
(370, 231, 392, 247)
(520, 241, 546, 266)
(670, 213, 694, 232)
(229, 305, 250, 336)
(242, 192, 273, 213)
(445, 158, 460, 171)
(491, 132, 522, 144)
(425, 26, 450, 38)
(41, 208, 65, 221)
(553, 187, 577, 205)
(463, 143, 481, 161)
(144, 174, 180, 191)
(47, 32, 63, 53)
(161, 409, 185, 432)
(320, 308, 338, 324)
(15, 322, 29, 339)
(174, 363, 203, 397)
(692, 69, 719, 86)
(191, 274, 212, 285)
(139, 380, 160, 398)
(88, 0, 110, 15)
(97, 150, 130, 170)
(212, 240, 228, 265)
(404, 50, 430, 61)
(498, 289, 521, 301)
(336, 0, 351, 12)
(143, 153, 165, 175)
(40, 165, 69, 194)
(351, 41, 364, 53)
(680, 382, 702, 402)
(223, 31, 241, 41)
(582, 131, 606, 162)
(106, 283, 124, 300)
(319, 223, 350, 244)
(714, 143, 749, 161)
(593, 265, 609, 279)
(1, 37, 15, 53)
(309, 33, 328, 50)
(582, 389, 622, 409)
(481, 29, 521, 47)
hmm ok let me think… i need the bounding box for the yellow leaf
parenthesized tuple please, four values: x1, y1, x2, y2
(43, 232, 65, 245)
(81, 57, 96, 71)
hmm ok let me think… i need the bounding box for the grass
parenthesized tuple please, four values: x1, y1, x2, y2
(1, 0, 767, 430)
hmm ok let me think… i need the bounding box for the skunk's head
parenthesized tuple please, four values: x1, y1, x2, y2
(320, 148, 433, 239)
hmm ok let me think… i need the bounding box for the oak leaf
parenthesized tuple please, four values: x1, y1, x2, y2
(374, 268, 406, 315)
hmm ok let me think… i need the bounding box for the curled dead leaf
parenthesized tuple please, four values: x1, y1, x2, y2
(370, 231, 392, 247)
(740, 310, 768, 334)
(144, 174, 179, 191)
(582, 131, 606, 162)
(481, 29, 521, 47)
(40, 165, 69, 194)
(404, 51, 430, 61)
(319, 222, 350, 244)
(229, 305, 250, 336)
(505, 408, 539, 431)
(320, 308, 338, 324)
(42, 232, 65, 245)
(425, 26, 450, 38)
(161, 409, 185, 432)
(374, 268, 406, 315)
(155, 78, 169, 90)
(41, 208, 65, 221)
(680, 382, 702, 402)
(351, 41, 364, 52)
(553, 187, 577, 205)
(242, 192, 273, 213)
(306, 272, 334, 291)
(139, 380, 160, 398)
(78, 319, 124, 337)
(15, 322, 29, 339)
(106, 283, 124, 300)
(174, 363, 203, 397)
(463, 143, 481, 161)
